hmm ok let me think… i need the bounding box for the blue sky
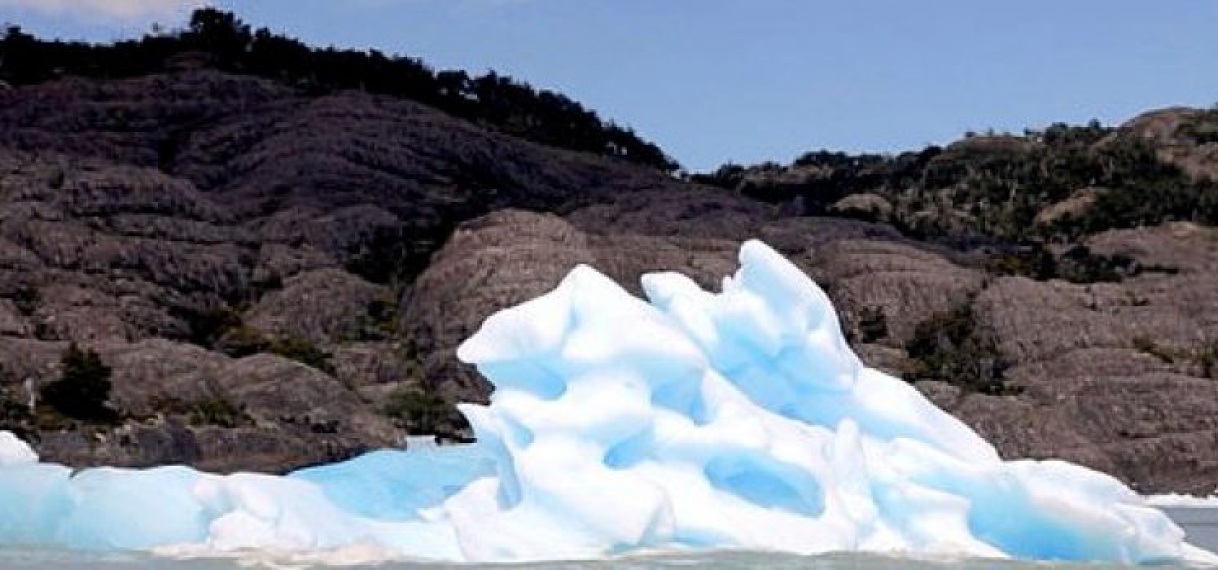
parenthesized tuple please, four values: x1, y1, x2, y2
(2, 1, 1216, 171)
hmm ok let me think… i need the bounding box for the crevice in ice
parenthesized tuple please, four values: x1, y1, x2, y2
(704, 453, 825, 517)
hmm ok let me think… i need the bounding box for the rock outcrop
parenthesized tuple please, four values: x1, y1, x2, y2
(2, 70, 1218, 493)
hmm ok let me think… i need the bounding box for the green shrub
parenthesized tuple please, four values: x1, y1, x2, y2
(0, 384, 25, 419)
(39, 343, 117, 422)
(1198, 342, 1218, 379)
(10, 287, 40, 316)
(267, 334, 335, 374)
(148, 393, 248, 428)
(174, 305, 243, 348)
(210, 320, 335, 374)
(1197, 342, 1218, 379)
(215, 325, 269, 357)
(984, 244, 1132, 284)
(857, 306, 888, 344)
(383, 387, 448, 434)
(347, 296, 399, 342)
(189, 396, 247, 428)
(1131, 335, 1177, 363)
(1055, 245, 1131, 284)
(0, 365, 32, 434)
(984, 246, 1057, 281)
(904, 305, 1014, 395)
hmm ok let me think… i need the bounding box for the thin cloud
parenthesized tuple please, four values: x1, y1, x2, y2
(0, 0, 208, 22)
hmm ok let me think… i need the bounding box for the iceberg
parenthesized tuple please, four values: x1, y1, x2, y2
(0, 240, 1209, 564)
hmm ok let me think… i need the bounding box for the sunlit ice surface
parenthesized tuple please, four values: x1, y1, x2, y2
(0, 240, 1213, 565)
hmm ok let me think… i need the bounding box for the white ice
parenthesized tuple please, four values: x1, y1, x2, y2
(0, 240, 1207, 564)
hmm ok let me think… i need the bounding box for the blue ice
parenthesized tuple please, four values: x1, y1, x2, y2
(0, 240, 1208, 564)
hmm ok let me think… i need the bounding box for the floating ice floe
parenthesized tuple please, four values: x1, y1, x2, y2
(0, 240, 1212, 564)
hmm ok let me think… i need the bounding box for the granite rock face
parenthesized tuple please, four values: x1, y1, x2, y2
(409, 211, 1218, 493)
(2, 71, 1218, 492)
(0, 70, 690, 470)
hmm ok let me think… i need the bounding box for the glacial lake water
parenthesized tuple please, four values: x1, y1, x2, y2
(0, 548, 1203, 570)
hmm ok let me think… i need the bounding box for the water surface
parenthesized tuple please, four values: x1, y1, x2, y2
(0, 548, 1186, 570)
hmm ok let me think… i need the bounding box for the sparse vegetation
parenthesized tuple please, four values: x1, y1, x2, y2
(1132, 335, 1176, 363)
(904, 304, 1014, 395)
(190, 397, 245, 427)
(383, 386, 448, 435)
(1132, 336, 1218, 379)
(175, 304, 337, 373)
(215, 324, 270, 358)
(984, 244, 1135, 284)
(351, 295, 399, 341)
(39, 343, 118, 423)
(1180, 109, 1218, 145)
(10, 287, 40, 316)
(857, 306, 889, 344)
(148, 393, 249, 428)
(1200, 342, 1218, 379)
(0, 8, 678, 172)
(266, 334, 335, 374)
(174, 305, 244, 349)
(345, 225, 447, 288)
(697, 121, 1218, 248)
(0, 365, 32, 436)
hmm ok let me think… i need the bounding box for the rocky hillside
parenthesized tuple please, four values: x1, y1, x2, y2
(1, 33, 1218, 493)
(692, 110, 1218, 246)
(0, 68, 690, 472)
(411, 207, 1218, 495)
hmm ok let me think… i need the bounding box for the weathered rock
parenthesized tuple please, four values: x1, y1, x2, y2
(0, 70, 698, 471)
(2, 70, 1218, 494)
(830, 192, 893, 221)
(1033, 187, 1106, 226)
(1117, 107, 1218, 182)
(1, 338, 399, 472)
(246, 268, 389, 345)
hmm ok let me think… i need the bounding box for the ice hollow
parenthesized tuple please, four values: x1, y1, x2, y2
(0, 239, 1207, 564)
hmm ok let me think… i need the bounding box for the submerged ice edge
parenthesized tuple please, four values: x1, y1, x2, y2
(0, 239, 1210, 565)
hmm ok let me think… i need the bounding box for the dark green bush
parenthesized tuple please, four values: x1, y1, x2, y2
(189, 397, 247, 428)
(10, 287, 40, 316)
(1055, 245, 1132, 284)
(984, 245, 1058, 281)
(984, 244, 1133, 284)
(699, 116, 1216, 244)
(267, 335, 335, 374)
(178, 306, 333, 369)
(1131, 336, 1174, 363)
(383, 387, 448, 434)
(857, 306, 889, 344)
(39, 343, 117, 422)
(174, 305, 243, 348)
(904, 305, 1014, 395)
(0, 365, 32, 434)
(215, 324, 269, 358)
(148, 393, 248, 428)
(1199, 342, 1218, 379)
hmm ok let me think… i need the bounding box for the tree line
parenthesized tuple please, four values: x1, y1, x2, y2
(0, 8, 678, 173)
(691, 118, 1218, 244)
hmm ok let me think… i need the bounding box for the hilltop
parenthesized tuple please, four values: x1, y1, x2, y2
(1, 10, 1218, 493)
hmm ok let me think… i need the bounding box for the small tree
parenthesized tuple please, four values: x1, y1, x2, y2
(40, 343, 116, 422)
(384, 387, 448, 435)
(857, 306, 889, 344)
(266, 334, 335, 374)
(0, 364, 31, 431)
(905, 304, 1013, 395)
